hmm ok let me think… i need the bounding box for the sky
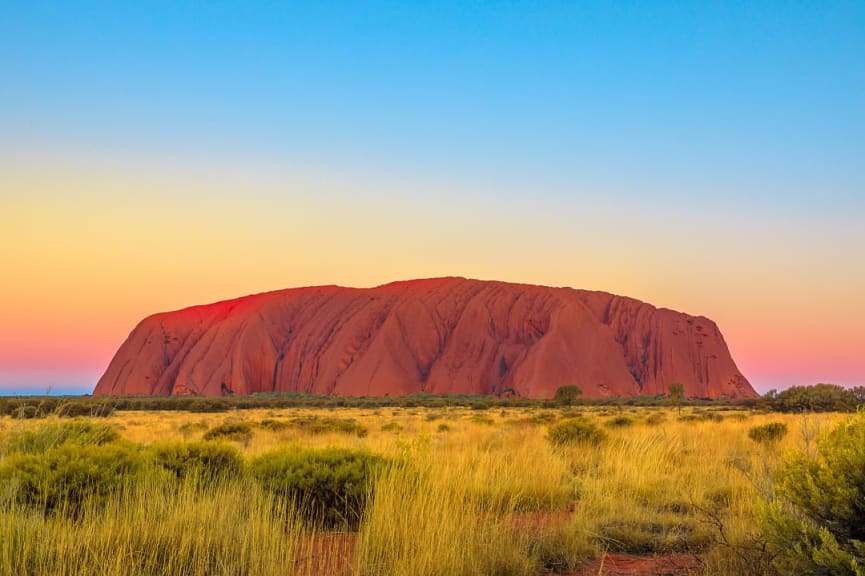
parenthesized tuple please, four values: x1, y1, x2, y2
(1, 1, 863, 395)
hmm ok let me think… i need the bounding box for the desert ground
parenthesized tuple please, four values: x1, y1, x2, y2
(0, 403, 851, 575)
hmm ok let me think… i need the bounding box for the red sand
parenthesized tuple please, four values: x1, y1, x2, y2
(572, 552, 702, 576)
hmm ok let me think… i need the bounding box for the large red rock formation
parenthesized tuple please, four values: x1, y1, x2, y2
(93, 278, 755, 399)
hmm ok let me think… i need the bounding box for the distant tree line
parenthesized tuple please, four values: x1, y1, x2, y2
(758, 383, 865, 413)
(0, 389, 747, 416)
(2, 383, 859, 416)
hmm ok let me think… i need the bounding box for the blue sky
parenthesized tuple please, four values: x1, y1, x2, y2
(4, 1, 863, 206)
(1, 1, 864, 394)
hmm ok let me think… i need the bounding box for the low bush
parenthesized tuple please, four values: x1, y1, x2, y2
(553, 385, 583, 406)
(507, 412, 558, 427)
(288, 416, 368, 437)
(250, 447, 385, 529)
(547, 418, 606, 447)
(258, 418, 289, 431)
(177, 420, 209, 437)
(381, 422, 403, 432)
(677, 411, 723, 424)
(202, 422, 253, 444)
(747, 422, 788, 444)
(645, 413, 666, 426)
(4, 420, 120, 455)
(151, 442, 243, 483)
(762, 383, 863, 413)
(436, 423, 450, 433)
(763, 413, 865, 573)
(531, 411, 557, 424)
(678, 414, 701, 423)
(606, 415, 635, 428)
(0, 442, 145, 515)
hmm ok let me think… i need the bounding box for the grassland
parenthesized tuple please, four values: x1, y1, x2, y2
(0, 404, 849, 575)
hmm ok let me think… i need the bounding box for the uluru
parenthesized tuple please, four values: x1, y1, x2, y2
(94, 278, 756, 399)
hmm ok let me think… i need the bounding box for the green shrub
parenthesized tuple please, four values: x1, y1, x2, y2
(250, 447, 385, 529)
(151, 442, 243, 483)
(436, 423, 451, 433)
(202, 422, 253, 444)
(288, 416, 368, 437)
(258, 418, 289, 431)
(547, 418, 607, 447)
(683, 410, 724, 423)
(4, 421, 120, 455)
(606, 415, 635, 428)
(764, 383, 861, 413)
(0, 443, 144, 515)
(747, 422, 788, 444)
(532, 411, 558, 424)
(381, 422, 403, 432)
(763, 413, 865, 574)
(553, 385, 582, 406)
(185, 398, 230, 412)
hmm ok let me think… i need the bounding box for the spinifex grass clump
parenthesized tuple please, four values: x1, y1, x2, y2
(470, 414, 495, 426)
(380, 421, 403, 432)
(3, 420, 120, 455)
(0, 442, 145, 516)
(258, 418, 289, 431)
(250, 447, 385, 529)
(606, 415, 635, 428)
(0, 478, 305, 576)
(288, 415, 368, 437)
(358, 461, 538, 576)
(645, 412, 666, 426)
(54, 401, 115, 418)
(151, 441, 243, 483)
(547, 417, 606, 446)
(568, 429, 714, 559)
(202, 421, 254, 443)
(747, 422, 788, 444)
(0, 420, 141, 516)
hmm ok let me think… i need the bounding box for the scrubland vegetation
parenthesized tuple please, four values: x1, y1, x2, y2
(1, 391, 864, 575)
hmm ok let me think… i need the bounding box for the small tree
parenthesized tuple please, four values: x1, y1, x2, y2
(764, 412, 865, 574)
(668, 382, 685, 415)
(553, 385, 582, 407)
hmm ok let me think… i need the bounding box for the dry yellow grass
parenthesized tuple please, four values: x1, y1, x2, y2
(0, 405, 847, 575)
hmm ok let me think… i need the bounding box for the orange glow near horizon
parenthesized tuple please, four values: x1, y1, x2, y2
(1, 157, 863, 393)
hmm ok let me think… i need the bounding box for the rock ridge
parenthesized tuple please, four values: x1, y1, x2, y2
(94, 277, 756, 399)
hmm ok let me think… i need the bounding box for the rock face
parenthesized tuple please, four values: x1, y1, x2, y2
(93, 278, 756, 399)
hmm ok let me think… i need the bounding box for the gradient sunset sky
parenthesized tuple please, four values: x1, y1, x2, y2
(1, 2, 863, 395)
